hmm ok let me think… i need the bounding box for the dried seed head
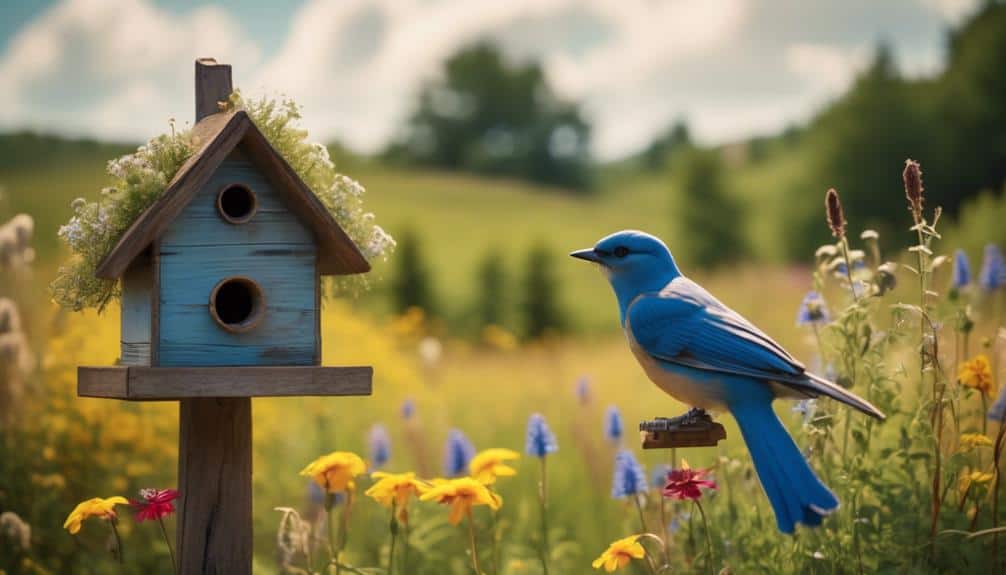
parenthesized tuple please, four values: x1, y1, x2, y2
(825, 188, 846, 238)
(903, 159, 924, 220)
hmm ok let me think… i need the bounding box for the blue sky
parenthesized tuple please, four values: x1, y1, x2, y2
(0, 0, 980, 159)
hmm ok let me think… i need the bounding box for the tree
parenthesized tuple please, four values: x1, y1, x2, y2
(520, 242, 564, 339)
(389, 42, 592, 191)
(674, 148, 747, 268)
(475, 248, 506, 328)
(390, 229, 436, 314)
(643, 120, 692, 170)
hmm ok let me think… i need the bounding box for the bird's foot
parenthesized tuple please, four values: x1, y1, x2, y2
(640, 408, 712, 432)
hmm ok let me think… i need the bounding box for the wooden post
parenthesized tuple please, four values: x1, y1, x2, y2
(176, 63, 251, 574)
(195, 58, 232, 122)
(177, 398, 252, 573)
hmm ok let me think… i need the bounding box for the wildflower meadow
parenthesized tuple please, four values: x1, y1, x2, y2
(3, 5, 1006, 573)
(3, 153, 1006, 574)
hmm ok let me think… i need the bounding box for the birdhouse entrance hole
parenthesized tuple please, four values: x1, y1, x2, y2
(210, 277, 265, 332)
(217, 183, 257, 224)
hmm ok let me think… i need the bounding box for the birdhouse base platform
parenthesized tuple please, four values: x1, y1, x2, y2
(77, 365, 372, 401)
(639, 410, 726, 449)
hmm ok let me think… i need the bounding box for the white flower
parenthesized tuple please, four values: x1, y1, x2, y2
(363, 225, 395, 259)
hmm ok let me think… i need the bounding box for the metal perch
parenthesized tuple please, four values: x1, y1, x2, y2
(639, 408, 726, 449)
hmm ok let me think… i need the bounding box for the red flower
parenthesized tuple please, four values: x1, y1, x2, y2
(662, 466, 717, 501)
(130, 488, 180, 522)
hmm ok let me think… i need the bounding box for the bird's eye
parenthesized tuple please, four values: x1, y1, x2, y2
(614, 246, 630, 258)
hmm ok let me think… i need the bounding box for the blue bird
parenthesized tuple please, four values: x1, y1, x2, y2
(571, 230, 884, 533)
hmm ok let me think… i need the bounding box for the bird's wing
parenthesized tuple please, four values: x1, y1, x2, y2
(628, 277, 885, 420)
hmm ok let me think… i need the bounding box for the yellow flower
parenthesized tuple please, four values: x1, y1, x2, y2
(299, 452, 367, 493)
(592, 535, 647, 572)
(469, 448, 520, 485)
(63, 496, 128, 534)
(959, 433, 994, 452)
(419, 477, 502, 525)
(364, 472, 427, 523)
(959, 355, 994, 396)
(959, 469, 995, 495)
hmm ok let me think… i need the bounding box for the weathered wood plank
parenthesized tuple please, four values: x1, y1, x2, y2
(77, 367, 128, 398)
(120, 253, 153, 366)
(177, 396, 252, 574)
(76, 366, 373, 400)
(158, 243, 317, 366)
(195, 58, 232, 122)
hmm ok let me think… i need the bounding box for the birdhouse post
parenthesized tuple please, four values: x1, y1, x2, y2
(77, 58, 374, 574)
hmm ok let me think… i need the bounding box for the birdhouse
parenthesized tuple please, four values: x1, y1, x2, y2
(76, 59, 374, 573)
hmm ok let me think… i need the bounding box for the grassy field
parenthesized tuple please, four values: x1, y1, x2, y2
(0, 132, 763, 334)
(3, 133, 1005, 574)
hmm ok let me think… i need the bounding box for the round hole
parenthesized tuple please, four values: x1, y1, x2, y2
(216, 183, 257, 224)
(209, 276, 265, 332)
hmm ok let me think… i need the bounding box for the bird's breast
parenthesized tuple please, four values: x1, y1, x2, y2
(624, 323, 728, 411)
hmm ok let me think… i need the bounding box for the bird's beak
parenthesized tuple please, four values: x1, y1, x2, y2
(569, 248, 602, 264)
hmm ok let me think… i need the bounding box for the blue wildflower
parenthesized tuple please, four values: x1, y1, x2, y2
(400, 398, 415, 420)
(650, 464, 671, 489)
(611, 449, 647, 498)
(575, 376, 591, 405)
(604, 405, 624, 444)
(525, 413, 558, 458)
(792, 399, 817, 424)
(951, 249, 971, 290)
(989, 386, 1006, 423)
(669, 511, 691, 534)
(979, 244, 1005, 291)
(368, 424, 391, 469)
(796, 291, 830, 326)
(443, 428, 475, 477)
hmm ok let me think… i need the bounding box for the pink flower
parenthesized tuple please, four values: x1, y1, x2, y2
(130, 488, 180, 522)
(662, 466, 717, 501)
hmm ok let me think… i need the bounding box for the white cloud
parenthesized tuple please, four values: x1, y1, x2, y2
(786, 43, 870, 97)
(0, 0, 979, 159)
(253, 0, 747, 156)
(920, 0, 982, 23)
(0, 0, 260, 139)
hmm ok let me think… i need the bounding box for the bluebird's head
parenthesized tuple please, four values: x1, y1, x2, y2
(571, 231, 680, 319)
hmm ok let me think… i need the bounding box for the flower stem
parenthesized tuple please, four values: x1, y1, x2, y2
(387, 503, 398, 575)
(109, 518, 124, 564)
(694, 500, 714, 575)
(538, 457, 550, 575)
(466, 508, 483, 575)
(157, 516, 177, 574)
(633, 494, 650, 534)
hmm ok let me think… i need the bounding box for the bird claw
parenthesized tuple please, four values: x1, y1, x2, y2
(640, 408, 712, 432)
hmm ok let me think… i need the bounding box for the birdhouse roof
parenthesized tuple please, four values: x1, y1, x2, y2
(94, 110, 371, 279)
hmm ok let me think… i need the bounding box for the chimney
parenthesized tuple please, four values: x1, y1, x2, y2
(195, 58, 233, 122)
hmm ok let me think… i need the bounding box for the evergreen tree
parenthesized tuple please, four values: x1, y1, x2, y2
(475, 247, 506, 327)
(520, 242, 564, 339)
(391, 229, 435, 314)
(674, 148, 747, 268)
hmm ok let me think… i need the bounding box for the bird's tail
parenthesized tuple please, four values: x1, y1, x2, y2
(731, 400, 838, 534)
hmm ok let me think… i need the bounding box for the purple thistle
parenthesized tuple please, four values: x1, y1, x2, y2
(400, 398, 416, 420)
(989, 386, 1006, 423)
(951, 249, 971, 290)
(650, 464, 672, 489)
(575, 376, 592, 405)
(611, 449, 647, 498)
(979, 244, 1005, 291)
(604, 405, 624, 444)
(368, 424, 391, 469)
(525, 413, 558, 458)
(443, 428, 475, 477)
(796, 291, 830, 326)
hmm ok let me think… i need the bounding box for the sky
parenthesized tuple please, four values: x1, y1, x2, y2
(0, 0, 982, 160)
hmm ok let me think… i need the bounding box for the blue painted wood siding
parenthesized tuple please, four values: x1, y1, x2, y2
(157, 157, 318, 366)
(120, 256, 152, 366)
